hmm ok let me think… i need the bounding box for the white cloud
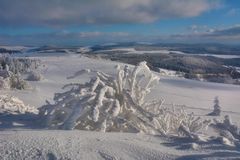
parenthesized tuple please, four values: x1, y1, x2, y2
(171, 25, 240, 43)
(189, 25, 209, 34)
(0, 0, 220, 26)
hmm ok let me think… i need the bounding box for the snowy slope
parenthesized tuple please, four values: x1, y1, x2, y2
(1, 53, 240, 159)
(2, 54, 240, 112)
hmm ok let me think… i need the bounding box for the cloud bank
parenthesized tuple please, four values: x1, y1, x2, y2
(170, 25, 240, 43)
(0, 0, 219, 26)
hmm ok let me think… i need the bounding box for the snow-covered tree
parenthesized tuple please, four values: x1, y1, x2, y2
(0, 54, 41, 74)
(0, 94, 38, 115)
(0, 65, 30, 90)
(9, 73, 30, 90)
(208, 96, 221, 116)
(26, 71, 43, 81)
(0, 54, 41, 89)
(40, 62, 210, 137)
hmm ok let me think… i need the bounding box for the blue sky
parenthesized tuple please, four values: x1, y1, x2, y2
(0, 0, 239, 45)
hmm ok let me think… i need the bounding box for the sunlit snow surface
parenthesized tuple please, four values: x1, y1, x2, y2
(1, 53, 240, 159)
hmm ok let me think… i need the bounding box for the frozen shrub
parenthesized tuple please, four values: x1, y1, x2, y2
(0, 94, 38, 115)
(151, 106, 210, 137)
(40, 61, 210, 137)
(212, 115, 240, 145)
(182, 113, 211, 133)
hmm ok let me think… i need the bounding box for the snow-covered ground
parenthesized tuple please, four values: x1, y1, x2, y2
(95, 47, 183, 55)
(3, 130, 240, 160)
(1, 53, 240, 159)
(3, 130, 239, 160)
(0, 45, 29, 51)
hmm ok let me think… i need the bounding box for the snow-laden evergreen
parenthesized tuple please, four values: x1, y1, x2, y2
(0, 54, 41, 74)
(208, 96, 221, 116)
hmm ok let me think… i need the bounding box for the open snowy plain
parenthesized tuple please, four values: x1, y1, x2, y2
(1, 52, 240, 160)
